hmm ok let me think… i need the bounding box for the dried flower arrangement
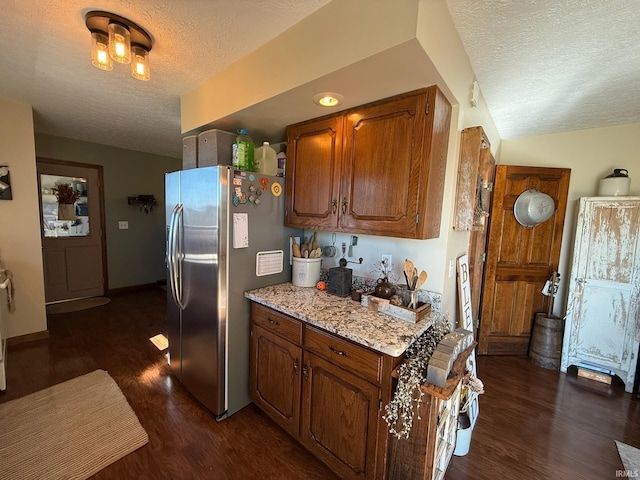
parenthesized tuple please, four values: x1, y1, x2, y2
(53, 183, 80, 204)
(383, 320, 450, 439)
(460, 370, 484, 413)
(371, 257, 397, 283)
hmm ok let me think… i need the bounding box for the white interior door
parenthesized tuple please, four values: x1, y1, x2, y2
(37, 159, 106, 302)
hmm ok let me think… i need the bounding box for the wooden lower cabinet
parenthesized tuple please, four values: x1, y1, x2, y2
(300, 352, 380, 479)
(250, 302, 400, 480)
(250, 324, 301, 437)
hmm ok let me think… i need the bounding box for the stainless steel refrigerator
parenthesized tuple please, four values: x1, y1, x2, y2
(165, 165, 294, 420)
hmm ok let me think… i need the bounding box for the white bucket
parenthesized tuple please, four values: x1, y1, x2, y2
(454, 426, 472, 456)
(292, 257, 321, 287)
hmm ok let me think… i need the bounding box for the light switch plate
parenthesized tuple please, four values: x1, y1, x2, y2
(118, 221, 129, 230)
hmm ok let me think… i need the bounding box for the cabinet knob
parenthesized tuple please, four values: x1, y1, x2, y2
(293, 358, 299, 376)
(332, 198, 338, 215)
(342, 197, 347, 215)
(302, 361, 310, 380)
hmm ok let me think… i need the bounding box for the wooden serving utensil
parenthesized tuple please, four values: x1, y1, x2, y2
(403, 259, 414, 288)
(416, 270, 427, 290)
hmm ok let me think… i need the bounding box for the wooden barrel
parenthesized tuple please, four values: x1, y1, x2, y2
(529, 313, 565, 370)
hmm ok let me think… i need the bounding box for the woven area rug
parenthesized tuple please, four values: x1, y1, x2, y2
(617, 440, 640, 473)
(46, 297, 110, 314)
(0, 370, 148, 480)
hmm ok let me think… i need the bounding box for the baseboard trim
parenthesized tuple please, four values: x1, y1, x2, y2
(107, 282, 161, 295)
(7, 330, 50, 347)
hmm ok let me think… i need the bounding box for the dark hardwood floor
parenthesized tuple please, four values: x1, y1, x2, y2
(1, 287, 638, 479)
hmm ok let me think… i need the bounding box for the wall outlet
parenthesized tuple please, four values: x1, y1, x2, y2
(381, 253, 392, 268)
(118, 221, 129, 230)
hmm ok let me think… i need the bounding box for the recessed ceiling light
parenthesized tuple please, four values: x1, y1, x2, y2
(313, 92, 344, 107)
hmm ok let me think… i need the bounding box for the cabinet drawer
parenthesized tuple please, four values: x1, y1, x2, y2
(304, 326, 383, 384)
(251, 303, 302, 345)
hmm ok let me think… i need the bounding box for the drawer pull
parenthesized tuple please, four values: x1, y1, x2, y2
(267, 317, 280, 326)
(329, 345, 347, 356)
(302, 361, 310, 380)
(293, 358, 299, 376)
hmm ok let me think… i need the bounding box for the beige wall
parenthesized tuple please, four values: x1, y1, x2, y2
(0, 96, 47, 338)
(182, 0, 501, 327)
(35, 134, 182, 290)
(500, 121, 640, 313)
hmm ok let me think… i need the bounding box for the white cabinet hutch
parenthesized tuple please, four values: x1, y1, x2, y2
(561, 197, 640, 392)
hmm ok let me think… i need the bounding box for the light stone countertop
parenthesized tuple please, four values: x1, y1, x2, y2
(245, 282, 442, 357)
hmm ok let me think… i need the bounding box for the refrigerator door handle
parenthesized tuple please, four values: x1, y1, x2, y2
(167, 204, 179, 307)
(168, 204, 186, 310)
(174, 205, 186, 310)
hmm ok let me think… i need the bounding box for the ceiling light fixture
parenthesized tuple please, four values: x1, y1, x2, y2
(313, 92, 344, 107)
(85, 11, 153, 81)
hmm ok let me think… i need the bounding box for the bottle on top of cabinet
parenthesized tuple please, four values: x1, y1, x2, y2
(277, 147, 286, 177)
(232, 129, 255, 171)
(255, 141, 278, 176)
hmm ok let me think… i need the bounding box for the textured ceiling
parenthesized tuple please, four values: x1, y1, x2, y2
(0, 1, 638, 160)
(0, 0, 330, 158)
(445, 0, 640, 139)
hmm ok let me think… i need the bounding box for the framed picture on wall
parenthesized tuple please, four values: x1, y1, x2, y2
(0, 165, 12, 200)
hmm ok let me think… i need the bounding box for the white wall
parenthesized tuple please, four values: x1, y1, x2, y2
(500, 121, 640, 314)
(0, 96, 47, 338)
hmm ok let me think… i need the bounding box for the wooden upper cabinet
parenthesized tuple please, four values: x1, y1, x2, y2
(453, 126, 495, 231)
(285, 116, 343, 230)
(285, 86, 451, 239)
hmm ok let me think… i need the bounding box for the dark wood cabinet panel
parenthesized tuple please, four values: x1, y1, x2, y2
(249, 303, 400, 480)
(285, 86, 451, 239)
(300, 352, 380, 480)
(340, 94, 422, 237)
(251, 302, 302, 344)
(285, 116, 343, 230)
(304, 325, 382, 384)
(250, 324, 302, 436)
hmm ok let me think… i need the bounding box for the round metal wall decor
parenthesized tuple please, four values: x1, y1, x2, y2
(513, 190, 555, 227)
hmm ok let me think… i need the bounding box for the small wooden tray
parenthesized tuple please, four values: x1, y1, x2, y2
(361, 294, 431, 323)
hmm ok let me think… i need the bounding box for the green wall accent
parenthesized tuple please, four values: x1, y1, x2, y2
(35, 133, 182, 290)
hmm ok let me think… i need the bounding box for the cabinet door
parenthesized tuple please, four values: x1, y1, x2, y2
(250, 325, 302, 436)
(300, 352, 380, 480)
(561, 197, 640, 392)
(285, 116, 343, 230)
(340, 93, 425, 237)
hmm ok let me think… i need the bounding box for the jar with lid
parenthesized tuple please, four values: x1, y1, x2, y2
(598, 168, 630, 196)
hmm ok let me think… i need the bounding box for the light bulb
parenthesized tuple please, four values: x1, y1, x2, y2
(131, 45, 150, 81)
(90, 32, 113, 71)
(313, 92, 344, 107)
(108, 22, 131, 64)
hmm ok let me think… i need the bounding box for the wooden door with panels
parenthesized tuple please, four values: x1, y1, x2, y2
(478, 165, 570, 355)
(37, 158, 107, 303)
